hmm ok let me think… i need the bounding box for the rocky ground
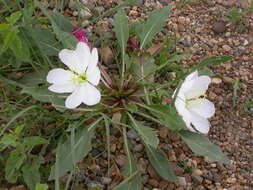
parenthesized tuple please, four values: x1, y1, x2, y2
(55, 0, 253, 189)
(11, 0, 252, 189)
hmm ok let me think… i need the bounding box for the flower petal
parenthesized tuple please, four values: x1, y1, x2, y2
(59, 42, 90, 74)
(75, 42, 90, 72)
(187, 99, 215, 118)
(81, 83, 101, 106)
(189, 111, 211, 134)
(47, 68, 75, 85)
(87, 66, 101, 86)
(65, 86, 83, 109)
(185, 70, 198, 81)
(175, 97, 195, 132)
(48, 83, 76, 93)
(185, 76, 211, 99)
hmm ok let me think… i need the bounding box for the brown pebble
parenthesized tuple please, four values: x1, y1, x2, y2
(212, 22, 226, 33)
(148, 179, 159, 187)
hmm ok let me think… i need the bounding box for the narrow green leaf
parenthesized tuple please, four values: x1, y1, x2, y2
(49, 119, 102, 180)
(23, 136, 48, 151)
(192, 56, 232, 71)
(149, 104, 187, 131)
(0, 24, 11, 31)
(113, 127, 141, 190)
(140, 6, 170, 49)
(179, 130, 230, 164)
(113, 9, 129, 74)
(2, 29, 18, 52)
(128, 114, 159, 148)
(145, 145, 177, 182)
(35, 184, 48, 190)
(20, 71, 48, 86)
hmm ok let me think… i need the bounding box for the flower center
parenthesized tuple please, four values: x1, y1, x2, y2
(185, 93, 206, 108)
(71, 73, 88, 84)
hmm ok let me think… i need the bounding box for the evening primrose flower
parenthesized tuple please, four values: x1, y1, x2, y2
(174, 71, 215, 134)
(47, 42, 101, 109)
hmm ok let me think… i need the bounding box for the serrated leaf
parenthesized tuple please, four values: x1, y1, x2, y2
(128, 114, 159, 148)
(179, 130, 230, 164)
(145, 145, 177, 182)
(139, 6, 170, 49)
(5, 149, 26, 183)
(49, 119, 102, 180)
(22, 157, 41, 190)
(149, 104, 187, 131)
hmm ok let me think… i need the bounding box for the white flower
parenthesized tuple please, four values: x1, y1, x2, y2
(174, 71, 215, 134)
(47, 42, 101, 109)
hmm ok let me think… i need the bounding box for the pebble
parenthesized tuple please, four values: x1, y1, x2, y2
(81, 20, 90, 27)
(192, 174, 203, 184)
(136, 0, 144, 6)
(148, 179, 159, 187)
(80, 9, 92, 19)
(142, 174, 149, 184)
(178, 177, 187, 186)
(212, 22, 226, 33)
(93, 6, 105, 15)
(127, 130, 139, 139)
(192, 169, 203, 176)
(91, 148, 101, 157)
(116, 154, 126, 167)
(222, 44, 232, 52)
(133, 144, 143, 152)
(212, 78, 222, 84)
(87, 181, 104, 188)
(100, 177, 112, 185)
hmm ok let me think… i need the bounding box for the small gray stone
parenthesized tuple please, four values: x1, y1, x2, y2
(162, 144, 172, 150)
(136, 0, 144, 6)
(192, 174, 203, 184)
(80, 9, 92, 19)
(133, 144, 143, 152)
(183, 41, 193, 47)
(94, 6, 105, 15)
(87, 181, 104, 188)
(178, 176, 187, 186)
(127, 130, 139, 139)
(101, 177, 112, 185)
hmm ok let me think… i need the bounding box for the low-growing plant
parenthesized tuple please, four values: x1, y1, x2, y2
(0, 0, 232, 189)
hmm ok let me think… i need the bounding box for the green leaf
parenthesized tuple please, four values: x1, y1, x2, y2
(22, 26, 59, 56)
(49, 119, 102, 180)
(35, 1, 77, 49)
(6, 11, 22, 24)
(145, 145, 177, 182)
(50, 12, 73, 32)
(149, 104, 187, 131)
(22, 157, 41, 190)
(0, 134, 18, 149)
(2, 29, 18, 52)
(0, 24, 11, 31)
(139, 6, 170, 49)
(23, 136, 48, 151)
(20, 71, 48, 86)
(192, 56, 232, 70)
(113, 9, 129, 65)
(128, 114, 159, 148)
(35, 184, 48, 190)
(113, 128, 141, 190)
(179, 130, 230, 164)
(5, 149, 26, 183)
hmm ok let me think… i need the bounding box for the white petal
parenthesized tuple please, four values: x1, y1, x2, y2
(185, 76, 211, 99)
(187, 99, 215, 118)
(48, 83, 76, 93)
(47, 68, 75, 85)
(75, 42, 90, 72)
(87, 66, 101, 86)
(65, 86, 84, 109)
(185, 70, 198, 81)
(189, 111, 210, 134)
(81, 83, 101, 106)
(175, 97, 195, 132)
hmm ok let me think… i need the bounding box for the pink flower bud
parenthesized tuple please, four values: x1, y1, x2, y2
(72, 27, 88, 43)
